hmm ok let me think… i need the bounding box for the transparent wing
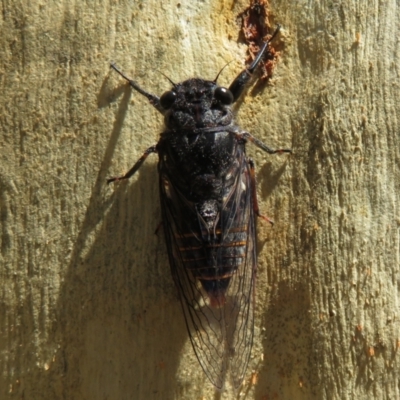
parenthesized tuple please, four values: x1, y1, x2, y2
(158, 150, 256, 389)
(219, 155, 256, 389)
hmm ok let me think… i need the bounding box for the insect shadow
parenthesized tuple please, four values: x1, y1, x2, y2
(52, 82, 188, 399)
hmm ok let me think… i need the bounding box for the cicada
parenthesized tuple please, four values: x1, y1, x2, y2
(108, 26, 290, 389)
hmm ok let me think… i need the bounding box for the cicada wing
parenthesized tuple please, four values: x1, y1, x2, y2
(158, 151, 256, 390)
(218, 154, 256, 388)
(159, 173, 228, 388)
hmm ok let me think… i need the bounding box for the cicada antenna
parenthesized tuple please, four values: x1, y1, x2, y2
(156, 70, 177, 88)
(213, 60, 234, 83)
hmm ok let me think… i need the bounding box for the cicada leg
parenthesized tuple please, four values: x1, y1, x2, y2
(107, 145, 157, 184)
(248, 158, 274, 226)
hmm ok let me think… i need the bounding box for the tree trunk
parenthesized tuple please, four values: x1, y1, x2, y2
(1, 0, 398, 399)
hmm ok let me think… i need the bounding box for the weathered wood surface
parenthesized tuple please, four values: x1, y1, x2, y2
(1, 0, 399, 399)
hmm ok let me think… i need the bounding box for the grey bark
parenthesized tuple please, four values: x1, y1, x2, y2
(0, 0, 399, 399)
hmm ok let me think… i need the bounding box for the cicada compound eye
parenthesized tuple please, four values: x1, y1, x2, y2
(214, 87, 234, 105)
(160, 90, 177, 110)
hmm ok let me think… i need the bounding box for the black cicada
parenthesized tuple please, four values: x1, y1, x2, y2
(108, 26, 290, 390)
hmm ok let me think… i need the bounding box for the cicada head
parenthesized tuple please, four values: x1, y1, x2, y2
(160, 78, 234, 130)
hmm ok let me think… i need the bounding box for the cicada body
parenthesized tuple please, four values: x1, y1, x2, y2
(108, 26, 290, 389)
(157, 123, 256, 389)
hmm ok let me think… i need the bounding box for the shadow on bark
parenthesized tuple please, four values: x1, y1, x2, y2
(47, 81, 187, 399)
